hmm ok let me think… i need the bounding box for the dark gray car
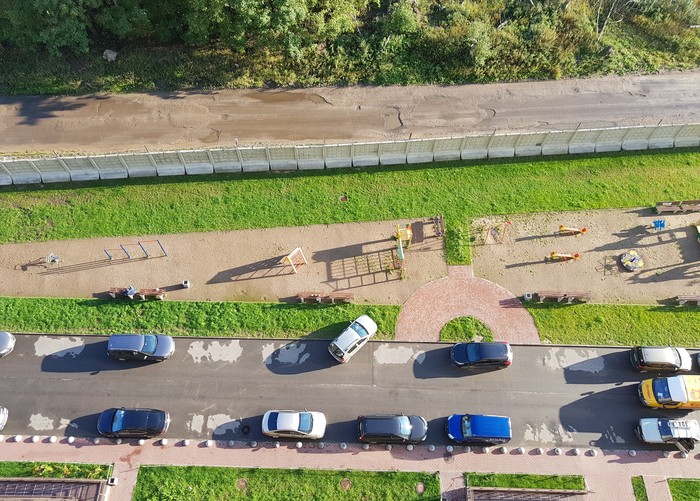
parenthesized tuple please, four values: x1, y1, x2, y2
(357, 414, 428, 444)
(107, 334, 175, 362)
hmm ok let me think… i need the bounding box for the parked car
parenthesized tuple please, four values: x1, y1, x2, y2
(328, 315, 378, 363)
(446, 413, 512, 445)
(262, 410, 326, 439)
(107, 333, 175, 362)
(629, 346, 692, 373)
(0, 331, 16, 358)
(0, 406, 7, 431)
(357, 414, 428, 444)
(97, 407, 170, 438)
(450, 342, 513, 370)
(636, 417, 700, 453)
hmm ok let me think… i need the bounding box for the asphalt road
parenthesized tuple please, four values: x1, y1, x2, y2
(1, 71, 700, 154)
(2, 334, 698, 451)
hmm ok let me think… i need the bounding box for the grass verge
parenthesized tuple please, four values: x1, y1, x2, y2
(0, 297, 399, 339)
(526, 303, 700, 347)
(2, 149, 700, 265)
(465, 472, 586, 490)
(0, 462, 110, 479)
(132, 466, 440, 501)
(667, 479, 700, 501)
(440, 316, 494, 342)
(632, 476, 649, 501)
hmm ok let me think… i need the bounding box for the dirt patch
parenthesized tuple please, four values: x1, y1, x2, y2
(0, 219, 446, 305)
(340, 478, 352, 491)
(471, 208, 700, 304)
(236, 478, 248, 490)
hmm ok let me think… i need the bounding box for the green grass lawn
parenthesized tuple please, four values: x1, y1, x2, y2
(2, 149, 699, 266)
(0, 462, 110, 479)
(133, 466, 440, 501)
(632, 476, 649, 501)
(0, 297, 399, 339)
(527, 303, 700, 347)
(439, 316, 494, 342)
(668, 479, 700, 501)
(465, 472, 585, 490)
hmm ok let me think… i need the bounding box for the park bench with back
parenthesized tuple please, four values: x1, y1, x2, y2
(677, 295, 700, 306)
(326, 292, 354, 304)
(536, 291, 590, 303)
(297, 291, 324, 303)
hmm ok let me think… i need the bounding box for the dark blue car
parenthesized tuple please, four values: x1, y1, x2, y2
(97, 407, 170, 438)
(446, 413, 511, 445)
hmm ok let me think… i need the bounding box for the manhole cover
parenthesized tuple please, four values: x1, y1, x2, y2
(236, 478, 248, 490)
(240, 425, 251, 435)
(416, 482, 425, 494)
(340, 478, 352, 491)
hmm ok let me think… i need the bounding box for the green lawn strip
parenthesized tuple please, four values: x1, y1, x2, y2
(465, 472, 586, 490)
(668, 479, 700, 501)
(631, 476, 649, 501)
(1, 149, 699, 265)
(527, 303, 700, 347)
(439, 316, 494, 342)
(0, 297, 399, 339)
(132, 466, 440, 501)
(0, 461, 110, 479)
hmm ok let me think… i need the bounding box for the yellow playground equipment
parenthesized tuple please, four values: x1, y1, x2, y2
(395, 223, 413, 248)
(558, 225, 587, 235)
(550, 252, 580, 262)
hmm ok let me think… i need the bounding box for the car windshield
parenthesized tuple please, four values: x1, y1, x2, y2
(397, 416, 411, 438)
(350, 321, 370, 339)
(141, 335, 157, 355)
(460, 415, 473, 437)
(652, 379, 674, 404)
(112, 409, 125, 432)
(657, 420, 673, 440)
(330, 343, 344, 358)
(466, 344, 481, 362)
(298, 413, 313, 433)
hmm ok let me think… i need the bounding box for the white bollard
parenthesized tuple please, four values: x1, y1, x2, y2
(628, 450, 636, 457)
(67, 436, 75, 444)
(362, 444, 370, 450)
(482, 447, 490, 454)
(183, 439, 190, 446)
(138, 439, 145, 446)
(318, 442, 325, 449)
(93, 437, 100, 445)
(49, 436, 57, 443)
(385, 444, 392, 451)
(161, 439, 168, 446)
(14, 435, 23, 443)
(340, 443, 347, 450)
(446, 445, 453, 453)
(428, 444, 435, 452)
(31, 436, 40, 443)
(407, 444, 414, 451)
(296, 442, 303, 449)
(228, 440, 235, 447)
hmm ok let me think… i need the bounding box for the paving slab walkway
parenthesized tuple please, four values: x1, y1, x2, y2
(396, 266, 540, 344)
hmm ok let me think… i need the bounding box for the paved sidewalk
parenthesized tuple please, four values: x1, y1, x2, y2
(396, 266, 540, 344)
(2, 438, 698, 500)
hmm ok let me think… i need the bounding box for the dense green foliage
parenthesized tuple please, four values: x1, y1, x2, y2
(668, 479, 700, 501)
(632, 476, 649, 501)
(0, 462, 109, 479)
(0, 297, 399, 339)
(439, 316, 494, 342)
(465, 472, 586, 490)
(528, 303, 700, 347)
(2, 149, 700, 266)
(2, 0, 700, 93)
(133, 466, 441, 501)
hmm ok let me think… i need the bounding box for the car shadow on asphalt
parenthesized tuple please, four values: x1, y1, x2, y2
(413, 347, 496, 379)
(264, 339, 338, 375)
(64, 413, 101, 437)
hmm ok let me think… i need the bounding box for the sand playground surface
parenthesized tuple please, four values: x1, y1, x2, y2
(0, 209, 698, 306)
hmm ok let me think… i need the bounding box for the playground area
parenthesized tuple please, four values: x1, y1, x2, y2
(471, 208, 700, 305)
(0, 219, 447, 305)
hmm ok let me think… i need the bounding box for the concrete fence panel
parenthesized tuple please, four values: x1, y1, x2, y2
(91, 155, 128, 179)
(181, 151, 214, 175)
(2, 160, 42, 184)
(123, 154, 157, 177)
(296, 146, 325, 170)
(621, 126, 655, 151)
(594, 128, 627, 153)
(0, 163, 14, 185)
(268, 146, 298, 171)
(487, 133, 519, 158)
(514, 132, 547, 157)
(352, 142, 380, 167)
(33, 158, 71, 183)
(239, 148, 269, 172)
(569, 129, 603, 154)
(675, 124, 700, 148)
(378, 141, 408, 165)
(406, 139, 435, 164)
(150, 152, 185, 177)
(433, 137, 463, 161)
(62, 157, 99, 182)
(460, 135, 490, 159)
(541, 131, 574, 156)
(648, 125, 683, 149)
(210, 149, 242, 173)
(325, 144, 353, 169)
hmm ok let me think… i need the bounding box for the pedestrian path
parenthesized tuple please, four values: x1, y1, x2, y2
(396, 265, 540, 344)
(1, 438, 696, 500)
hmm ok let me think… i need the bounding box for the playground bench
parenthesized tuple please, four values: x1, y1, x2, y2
(677, 295, 700, 306)
(656, 201, 683, 214)
(326, 292, 354, 304)
(536, 291, 590, 303)
(680, 200, 700, 212)
(297, 291, 324, 303)
(137, 288, 165, 300)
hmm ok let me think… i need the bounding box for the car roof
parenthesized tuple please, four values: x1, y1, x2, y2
(638, 346, 680, 364)
(274, 411, 301, 431)
(473, 342, 510, 359)
(469, 414, 512, 438)
(108, 334, 145, 350)
(362, 415, 408, 434)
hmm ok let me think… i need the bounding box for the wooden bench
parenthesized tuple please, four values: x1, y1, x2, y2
(677, 295, 700, 306)
(326, 292, 354, 304)
(137, 288, 165, 300)
(680, 200, 700, 212)
(656, 201, 683, 214)
(297, 291, 324, 303)
(536, 291, 590, 303)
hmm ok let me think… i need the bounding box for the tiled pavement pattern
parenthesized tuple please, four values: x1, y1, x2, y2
(396, 266, 540, 344)
(1, 438, 696, 501)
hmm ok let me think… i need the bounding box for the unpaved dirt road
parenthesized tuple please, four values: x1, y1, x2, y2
(1, 71, 699, 155)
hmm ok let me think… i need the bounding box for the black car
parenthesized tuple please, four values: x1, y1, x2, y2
(97, 407, 170, 438)
(357, 414, 428, 444)
(450, 341, 513, 369)
(107, 333, 175, 362)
